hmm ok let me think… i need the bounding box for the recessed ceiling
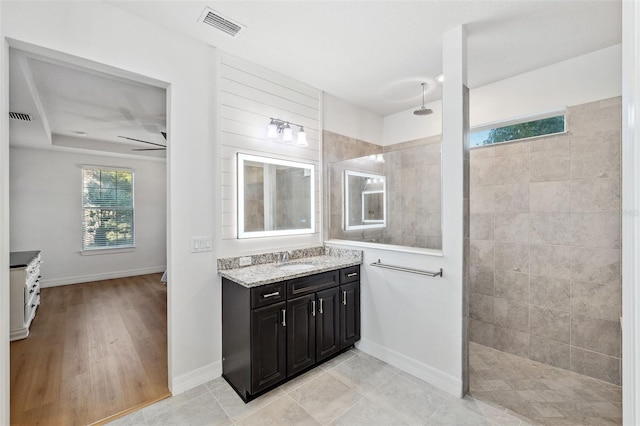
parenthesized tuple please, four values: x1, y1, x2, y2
(111, 1, 622, 116)
(9, 48, 167, 158)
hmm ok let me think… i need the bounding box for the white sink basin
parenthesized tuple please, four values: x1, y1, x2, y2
(277, 263, 316, 272)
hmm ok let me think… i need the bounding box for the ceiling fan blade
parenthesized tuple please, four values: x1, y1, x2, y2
(132, 148, 167, 151)
(118, 135, 167, 148)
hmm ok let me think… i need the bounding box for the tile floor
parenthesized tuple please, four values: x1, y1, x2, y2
(110, 348, 526, 425)
(469, 342, 622, 426)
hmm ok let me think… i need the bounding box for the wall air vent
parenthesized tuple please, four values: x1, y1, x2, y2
(9, 112, 32, 121)
(199, 7, 245, 38)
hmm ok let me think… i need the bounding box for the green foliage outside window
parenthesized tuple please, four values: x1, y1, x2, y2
(479, 115, 565, 146)
(82, 169, 134, 249)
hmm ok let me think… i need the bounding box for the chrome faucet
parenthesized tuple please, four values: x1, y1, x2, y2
(276, 250, 292, 263)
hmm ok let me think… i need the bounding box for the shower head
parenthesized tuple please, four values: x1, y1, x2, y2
(413, 82, 433, 116)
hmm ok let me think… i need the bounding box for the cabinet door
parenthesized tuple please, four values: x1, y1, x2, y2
(287, 294, 316, 376)
(340, 282, 361, 349)
(316, 287, 340, 362)
(251, 302, 287, 393)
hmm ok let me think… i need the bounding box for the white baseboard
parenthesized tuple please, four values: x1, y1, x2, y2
(171, 360, 222, 395)
(357, 337, 462, 398)
(40, 266, 166, 287)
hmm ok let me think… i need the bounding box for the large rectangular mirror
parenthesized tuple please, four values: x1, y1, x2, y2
(345, 170, 386, 230)
(238, 153, 315, 238)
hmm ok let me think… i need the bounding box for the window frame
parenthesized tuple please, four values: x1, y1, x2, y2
(81, 165, 136, 252)
(470, 109, 567, 148)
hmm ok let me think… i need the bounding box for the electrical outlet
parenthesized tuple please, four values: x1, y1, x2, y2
(239, 256, 252, 267)
(191, 236, 213, 253)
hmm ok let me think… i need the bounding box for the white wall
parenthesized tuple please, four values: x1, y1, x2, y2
(10, 147, 166, 286)
(323, 93, 384, 145)
(622, 1, 640, 423)
(1, 1, 218, 395)
(383, 44, 622, 145)
(218, 53, 322, 256)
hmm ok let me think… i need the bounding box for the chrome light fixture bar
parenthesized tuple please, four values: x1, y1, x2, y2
(267, 118, 308, 146)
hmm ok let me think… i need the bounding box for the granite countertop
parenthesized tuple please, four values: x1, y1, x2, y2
(218, 247, 362, 288)
(10, 250, 41, 269)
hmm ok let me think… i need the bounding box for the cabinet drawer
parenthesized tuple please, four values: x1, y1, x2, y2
(339, 266, 360, 284)
(251, 282, 286, 309)
(288, 270, 338, 298)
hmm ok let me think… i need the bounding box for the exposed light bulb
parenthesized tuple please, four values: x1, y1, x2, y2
(366, 178, 372, 185)
(267, 119, 278, 140)
(435, 73, 444, 83)
(296, 126, 308, 146)
(375, 154, 385, 163)
(282, 123, 293, 142)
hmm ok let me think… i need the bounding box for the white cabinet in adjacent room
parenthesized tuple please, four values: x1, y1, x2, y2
(10, 251, 42, 341)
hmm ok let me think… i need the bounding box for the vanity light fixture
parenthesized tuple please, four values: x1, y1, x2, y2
(367, 154, 385, 163)
(266, 118, 308, 147)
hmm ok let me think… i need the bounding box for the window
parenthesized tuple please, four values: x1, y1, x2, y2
(470, 113, 565, 147)
(82, 167, 134, 250)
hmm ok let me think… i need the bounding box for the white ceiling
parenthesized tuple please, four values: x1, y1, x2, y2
(111, 0, 622, 116)
(9, 48, 167, 158)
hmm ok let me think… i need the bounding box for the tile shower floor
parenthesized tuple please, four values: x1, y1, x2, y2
(111, 348, 526, 425)
(469, 342, 622, 426)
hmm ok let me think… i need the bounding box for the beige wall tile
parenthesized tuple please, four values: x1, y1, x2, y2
(494, 298, 529, 333)
(571, 247, 621, 285)
(469, 319, 495, 347)
(568, 103, 621, 139)
(494, 141, 529, 157)
(470, 240, 494, 268)
(494, 242, 529, 273)
(470, 293, 494, 323)
(529, 336, 570, 370)
(530, 245, 572, 279)
(494, 326, 529, 357)
(494, 213, 529, 243)
(470, 185, 495, 213)
(470, 214, 494, 240)
(570, 141, 621, 180)
(494, 270, 529, 303)
(570, 128, 620, 147)
(571, 281, 621, 321)
(530, 306, 570, 343)
(494, 154, 529, 184)
(570, 347, 621, 386)
(570, 178, 621, 213)
(529, 134, 570, 152)
(571, 314, 621, 357)
(470, 157, 494, 186)
(495, 184, 529, 213)
(530, 276, 570, 312)
(529, 181, 571, 213)
(529, 213, 571, 246)
(529, 149, 571, 182)
(470, 266, 494, 296)
(570, 213, 621, 249)
(470, 146, 495, 159)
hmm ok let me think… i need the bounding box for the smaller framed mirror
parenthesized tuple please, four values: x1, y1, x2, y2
(238, 153, 315, 238)
(345, 170, 386, 230)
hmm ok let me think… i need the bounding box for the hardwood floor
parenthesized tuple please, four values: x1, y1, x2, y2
(10, 273, 169, 425)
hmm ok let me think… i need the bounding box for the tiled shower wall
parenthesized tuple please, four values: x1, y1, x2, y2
(468, 97, 622, 385)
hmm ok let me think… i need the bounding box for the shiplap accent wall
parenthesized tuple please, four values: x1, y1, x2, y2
(219, 53, 322, 256)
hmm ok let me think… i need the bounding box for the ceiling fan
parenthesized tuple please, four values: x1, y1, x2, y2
(118, 132, 167, 151)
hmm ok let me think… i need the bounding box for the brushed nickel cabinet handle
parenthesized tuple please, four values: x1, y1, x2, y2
(262, 291, 280, 298)
(347, 273, 358, 277)
(319, 298, 324, 314)
(281, 309, 286, 327)
(311, 300, 316, 316)
(343, 291, 347, 305)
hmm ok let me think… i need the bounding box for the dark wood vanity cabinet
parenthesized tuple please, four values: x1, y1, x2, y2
(222, 265, 360, 402)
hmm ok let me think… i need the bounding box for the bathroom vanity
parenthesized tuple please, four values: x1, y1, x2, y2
(219, 248, 361, 402)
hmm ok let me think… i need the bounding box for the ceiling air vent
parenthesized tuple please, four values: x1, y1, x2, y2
(199, 8, 244, 38)
(9, 112, 32, 122)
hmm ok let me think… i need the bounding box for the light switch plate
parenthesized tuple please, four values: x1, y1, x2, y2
(191, 236, 213, 253)
(239, 256, 252, 267)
